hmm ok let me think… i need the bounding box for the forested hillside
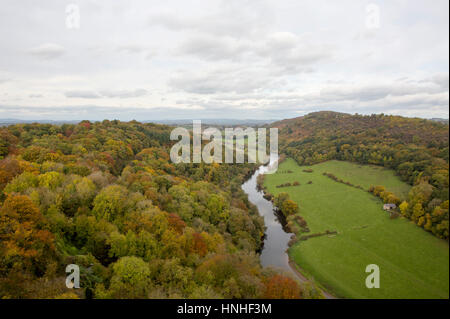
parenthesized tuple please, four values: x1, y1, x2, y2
(275, 112, 449, 239)
(0, 120, 320, 299)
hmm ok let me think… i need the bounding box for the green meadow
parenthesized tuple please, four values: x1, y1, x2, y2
(264, 159, 449, 299)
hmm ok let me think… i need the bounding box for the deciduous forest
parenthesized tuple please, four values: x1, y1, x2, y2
(0, 120, 320, 299)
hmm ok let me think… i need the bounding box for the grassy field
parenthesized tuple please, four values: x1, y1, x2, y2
(264, 159, 449, 299)
(311, 160, 412, 199)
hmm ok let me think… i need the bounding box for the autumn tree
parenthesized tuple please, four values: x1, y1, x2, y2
(281, 199, 299, 216)
(0, 194, 55, 276)
(96, 256, 151, 298)
(263, 275, 301, 299)
(92, 185, 129, 222)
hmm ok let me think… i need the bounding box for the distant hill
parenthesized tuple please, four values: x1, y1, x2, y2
(146, 119, 276, 126)
(431, 118, 449, 124)
(0, 118, 276, 127)
(274, 111, 449, 148)
(0, 119, 79, 126)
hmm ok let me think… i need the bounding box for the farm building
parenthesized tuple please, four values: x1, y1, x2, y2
(383, 203, 397, 211)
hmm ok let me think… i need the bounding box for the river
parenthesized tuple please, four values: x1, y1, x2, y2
(241, 163, 296, 275)
(241, 162, 335, 299)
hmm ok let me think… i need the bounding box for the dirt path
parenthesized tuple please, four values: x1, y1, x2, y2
(288, 259, 337, 299)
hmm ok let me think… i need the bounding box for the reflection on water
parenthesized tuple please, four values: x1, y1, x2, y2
(241, 163, 295, 273)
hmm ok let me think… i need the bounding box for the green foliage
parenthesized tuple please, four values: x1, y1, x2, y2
(92, 185, 130, 222)
(1, 115, 447, 299)
(98, 256, 151, 298)
(4, 171, 39, 194)
(0, 120, 303, 299)
(274, 192, 300, 217)
(38, 171, 64, 190)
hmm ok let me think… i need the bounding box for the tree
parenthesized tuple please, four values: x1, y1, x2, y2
(399, 201, 409, 217)
(409, 182, 434, 205)
(281, 199, 299, 216)
(263, 275, 300, 299)
(3, 171, 39, 194)
(372, 185, 386, 196)
(167, 213, 186, 234)
(274, 192, 290, 208)
(412, 203, 425, 223)
(62, 177, 97, 216)
(0, 157, 23, 190)
(92, 185, 129, 222)
(386, 194, 401, 206)
(0, 195, 55, 276)
(100, 256, 151, 298)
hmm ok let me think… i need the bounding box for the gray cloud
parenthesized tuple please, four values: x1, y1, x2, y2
(257, 32, 332, 72)
(205, 78, 449, 117)
(149, 0, 273, 38)
(65, 90, 102, 99)
(0, 0, 448, 120)
(99, 89, 148, 98)
(178, 35, 249, 61)
(27, 43, 65, 60)
(116, 45, 146, 54)
(0, 104, 224, 121)
(169, 66, 280, 94)
(319, 81, 448, 102)
(65, 89, 148, 99)
(176, 31, 332, 75)
(431, 73, 449, 89)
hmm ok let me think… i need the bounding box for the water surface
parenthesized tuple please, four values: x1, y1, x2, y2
(241, 164, 295, 274)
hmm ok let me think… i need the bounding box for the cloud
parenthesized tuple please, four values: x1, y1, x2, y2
(257, 32, 332, 74)
(0, 104, 216, 121)
(170, 29, 332, 95)
(176, 31, 332, 72)
(27, 43, 65, 60)
(178, 35, 249, 61)
(431, 73, 449, 89)
(205, 77, 449, 118)
(0, 0, 448, 120)
(148, 0, 272, 38)
(99, 89, 148, 98)
(65, 89, 148, 99)
(65, 90, 102, 99)
(116, 45, 146, 54)
(319, 81, 447, 102)
(169, 66, 279, 94)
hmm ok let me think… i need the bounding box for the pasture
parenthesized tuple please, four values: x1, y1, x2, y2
(264, 159, 449, 298)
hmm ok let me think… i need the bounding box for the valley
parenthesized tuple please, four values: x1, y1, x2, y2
(0, 112, 448, 299)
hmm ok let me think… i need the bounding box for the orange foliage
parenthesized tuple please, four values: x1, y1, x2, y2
(0, 157, 22, 189)
(0, 195, 55, 274)
(191, 232, 208, 257)
(263, 275, 300, 299)
(168, 213, 186, 234)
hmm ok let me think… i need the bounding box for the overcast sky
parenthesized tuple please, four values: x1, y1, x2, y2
(0, 0, 448, 121)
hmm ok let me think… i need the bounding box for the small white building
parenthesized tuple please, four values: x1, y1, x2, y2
(383, 203, 397, 211)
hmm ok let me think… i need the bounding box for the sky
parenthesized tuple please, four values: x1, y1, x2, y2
(0, 0, 448, 121)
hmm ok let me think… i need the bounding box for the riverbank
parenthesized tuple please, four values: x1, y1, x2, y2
(241, 163, 336, 299)
(288, 259, 336, 299)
